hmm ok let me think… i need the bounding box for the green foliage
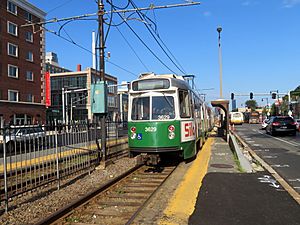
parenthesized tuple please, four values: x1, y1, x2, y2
(262, 107, 268, 116)
(280, 101, 289, 115)
(245, 100, 257, 111)
(270, 103, 276, 116)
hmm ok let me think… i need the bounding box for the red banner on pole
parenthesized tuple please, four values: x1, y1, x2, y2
(45, 72, 51, 107)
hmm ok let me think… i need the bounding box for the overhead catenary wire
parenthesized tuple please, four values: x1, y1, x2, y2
(14, 1, 200, 76)
(128, 0, 187, 74)
(46, 0, 76, 15)
(110, 16, 150, 72)
(113, 9, 178, 74)
(43, 26, 137, 77)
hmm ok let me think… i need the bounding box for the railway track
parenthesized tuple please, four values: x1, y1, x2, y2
(35, 164, 177, 225)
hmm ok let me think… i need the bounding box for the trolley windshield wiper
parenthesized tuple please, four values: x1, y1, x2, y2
(162, 93, 174, 108)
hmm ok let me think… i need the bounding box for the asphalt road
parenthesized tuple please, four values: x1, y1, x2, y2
(235, 123, 300, 194)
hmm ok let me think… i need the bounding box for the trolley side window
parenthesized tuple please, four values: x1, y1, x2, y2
(131, 97, 150, 120)
(152, 96, 175, 120)
(179, 90, 191, 118)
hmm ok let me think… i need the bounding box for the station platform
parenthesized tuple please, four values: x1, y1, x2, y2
(159, 137, 300, 225)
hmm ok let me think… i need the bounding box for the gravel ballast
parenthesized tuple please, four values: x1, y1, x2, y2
(0, 157, 137, 225)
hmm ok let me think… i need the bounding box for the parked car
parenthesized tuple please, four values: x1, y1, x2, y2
(0, 125, 46, 152)
(261, 119, 269, 130)
(265, 116, 297, 136)
(295, 119, 300, 131)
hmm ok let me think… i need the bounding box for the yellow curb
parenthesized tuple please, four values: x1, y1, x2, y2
(0, 137, 128, 173)
(159, 137, 214, 225)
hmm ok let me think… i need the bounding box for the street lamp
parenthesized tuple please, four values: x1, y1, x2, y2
(217, 26, 223, 99)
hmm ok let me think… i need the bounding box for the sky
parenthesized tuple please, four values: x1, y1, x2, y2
(28, 0, 300, 108)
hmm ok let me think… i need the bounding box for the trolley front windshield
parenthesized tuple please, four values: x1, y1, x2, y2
(131, 96, 175, 120)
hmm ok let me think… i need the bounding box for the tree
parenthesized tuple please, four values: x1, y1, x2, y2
(245, 100, 257, 111)
(270, 103, 277, 116)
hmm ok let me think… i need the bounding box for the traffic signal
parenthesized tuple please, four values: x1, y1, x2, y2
(250, 92, 253, 99)
(271, 92, 277, 99)
(231, 93, 234, 100)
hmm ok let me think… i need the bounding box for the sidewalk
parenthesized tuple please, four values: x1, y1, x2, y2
(189, 137, 300, 225)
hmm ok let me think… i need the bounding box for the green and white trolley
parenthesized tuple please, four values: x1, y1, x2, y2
(128, 73, 214, 165)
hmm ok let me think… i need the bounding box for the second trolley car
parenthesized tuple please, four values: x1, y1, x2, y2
(128, 73, 213, 165)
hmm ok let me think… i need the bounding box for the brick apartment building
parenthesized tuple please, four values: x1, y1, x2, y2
(0, 0, 46, 125)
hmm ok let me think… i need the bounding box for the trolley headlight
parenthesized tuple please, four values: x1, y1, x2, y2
(130, 126, 136, 139)
(168, 125, 175, 139)
(131, 133, 137, 139)
(168, 125, 175, 132)
(168, 132, 175, 140)
(130, 127, 136, 132)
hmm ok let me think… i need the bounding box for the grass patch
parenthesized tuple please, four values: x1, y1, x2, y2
(232, 151, 245, 173)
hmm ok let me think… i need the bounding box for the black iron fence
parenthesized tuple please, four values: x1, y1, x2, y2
(0, 120, 128, 212)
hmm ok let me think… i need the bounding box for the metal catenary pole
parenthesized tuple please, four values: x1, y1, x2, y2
(3, 129, 9, 212)
(54, 119, 60, 189)
(98, 0, 107, 163)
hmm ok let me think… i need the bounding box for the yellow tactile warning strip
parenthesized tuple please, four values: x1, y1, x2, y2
(0, 137, 128, 173)
(159, 137, 214, 225)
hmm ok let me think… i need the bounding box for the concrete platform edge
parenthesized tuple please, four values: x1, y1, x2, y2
(229, 133, 253, 173)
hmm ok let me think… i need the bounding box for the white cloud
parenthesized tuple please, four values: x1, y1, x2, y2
(283, 0, 300, 8)
(241, 1, 260, 6)
(242, 1, 251, 6)
(203, 11, 211, 17)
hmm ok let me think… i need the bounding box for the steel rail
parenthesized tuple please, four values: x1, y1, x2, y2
(125, 165, 177, 225)
(34, 164, 142, 225)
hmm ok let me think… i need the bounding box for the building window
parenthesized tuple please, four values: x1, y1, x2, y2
(25, 31, 33, 42)
(25, 11, 32, 21)
(26, 71, 34, 81)
(8, 90, 18, 102)
(8, 43, 18, 57)
(8, 64, 18, 78)
(26, 51, 33, 62)
(7, 21, 17, 36)
(108, 96, 116, 107)
(7, 1, 17, 15)
(26, 94, 34, 102)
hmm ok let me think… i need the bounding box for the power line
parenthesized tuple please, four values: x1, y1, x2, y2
(44, 26, 137, 76)
(106, 60, 137, 78)
(46, 0, 76, 15)
(129, 0, 187, 74)
(112, 19, 150, 71)
(114, 10, 178, 74)
(21, 2, 201, 27)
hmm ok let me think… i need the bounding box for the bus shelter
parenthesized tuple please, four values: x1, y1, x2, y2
(211, 99, 229, 141)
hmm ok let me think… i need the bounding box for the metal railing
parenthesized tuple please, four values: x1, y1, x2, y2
(0, 120, 128, 212)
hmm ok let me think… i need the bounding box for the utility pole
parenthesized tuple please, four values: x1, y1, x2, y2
(98, 0, 107, 163)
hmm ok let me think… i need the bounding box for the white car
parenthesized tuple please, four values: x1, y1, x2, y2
(0, 125, 46, 151)
(261, 119, 269, 130)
